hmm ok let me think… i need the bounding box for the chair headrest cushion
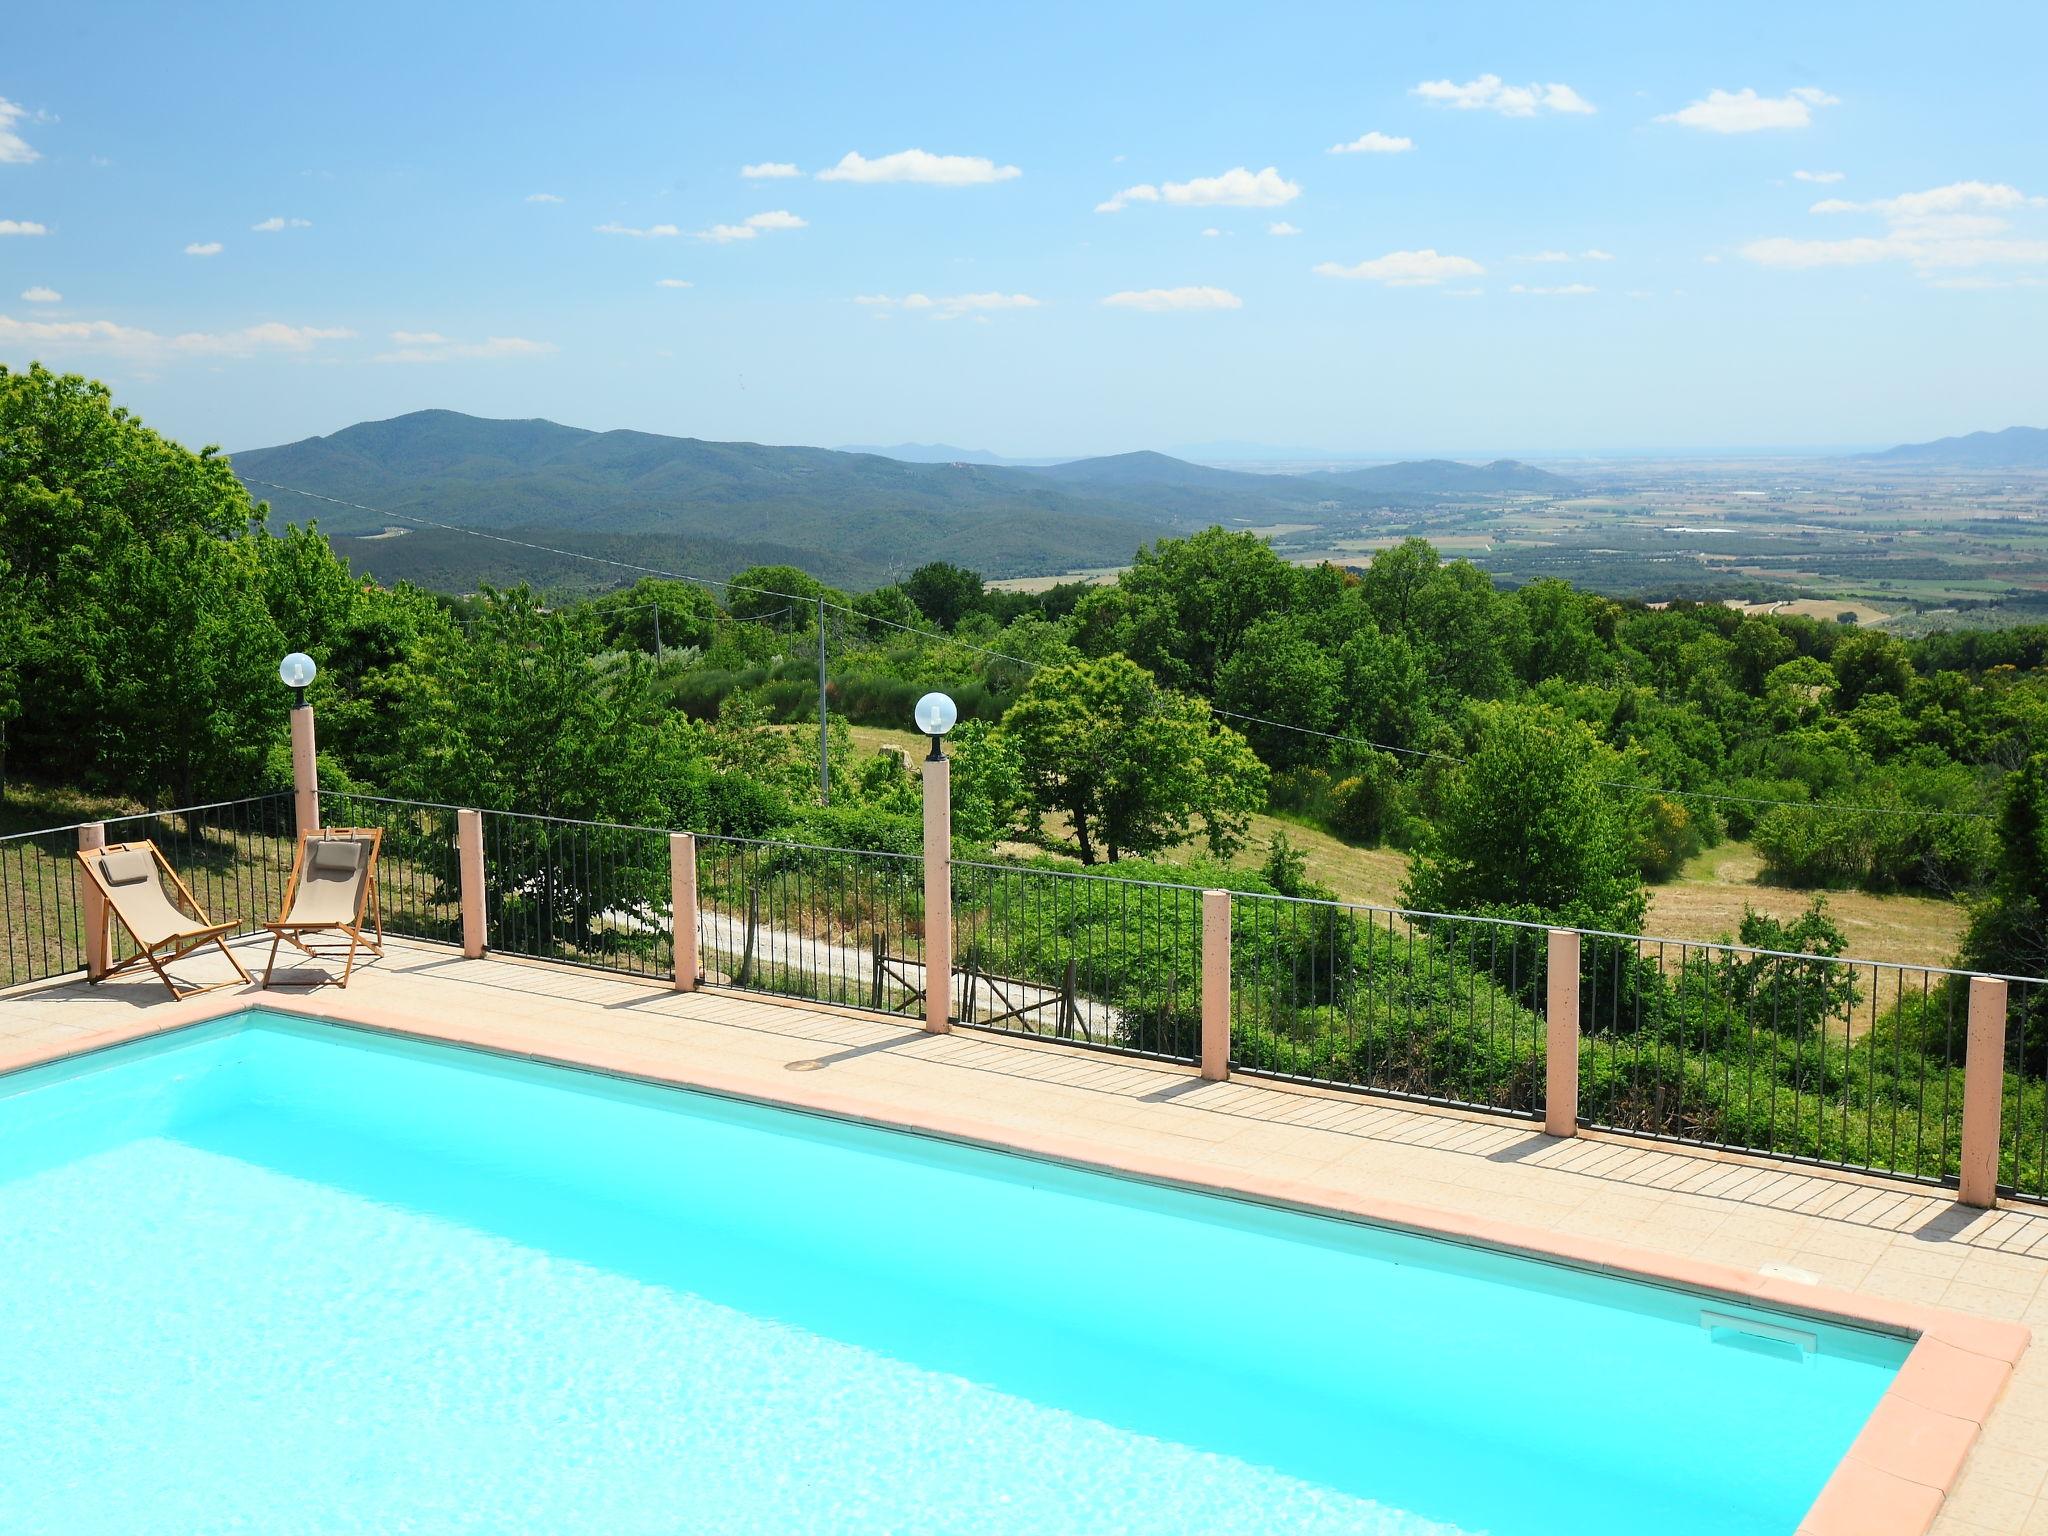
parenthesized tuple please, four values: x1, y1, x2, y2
(99, 849, 156, 887)
(309, 838, 365, 875)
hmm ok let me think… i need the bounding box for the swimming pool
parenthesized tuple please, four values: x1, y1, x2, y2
(1, 1009, 1908, 1535)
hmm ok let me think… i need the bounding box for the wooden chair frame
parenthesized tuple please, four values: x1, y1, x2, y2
(73, 839, 253, 1001)
(263, 827, 386, 988)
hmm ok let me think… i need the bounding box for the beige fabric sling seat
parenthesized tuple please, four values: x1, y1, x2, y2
(262, 828, 384, 988)
(74, 840, 253, 1000)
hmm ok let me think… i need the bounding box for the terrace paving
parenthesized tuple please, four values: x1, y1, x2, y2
(6, 934, 2048, 1535)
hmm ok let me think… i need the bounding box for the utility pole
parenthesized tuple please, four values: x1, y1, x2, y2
(817, 594, 830, 804)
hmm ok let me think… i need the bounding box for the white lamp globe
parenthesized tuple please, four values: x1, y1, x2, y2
(913, 691, 958, 738)
(278, 652, 318, 689)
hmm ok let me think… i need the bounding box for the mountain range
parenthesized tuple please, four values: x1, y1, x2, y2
(1867, 426, 2048, 468)
(230, 410, 1577, 594)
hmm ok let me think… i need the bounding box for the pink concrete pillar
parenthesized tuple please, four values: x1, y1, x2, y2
(922, 753, 951, 1033)
(1959, 976, 2010, 1208)
(77, 822, 109, 980)
(671, 832, 698, 992)
(1201, 888, 1231, 1081)
(290, 704, 320, 837)
(457, 809, 486, 959)
(1545, 928, 1581, 1139)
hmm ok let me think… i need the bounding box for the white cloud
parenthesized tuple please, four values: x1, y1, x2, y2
(20, 286, 60, 303)
(1314, 248, 1485, 286)
(1657, 87, 1837, 134)
(855, 291, 1041, 319)
(595, 222, 681, 237)
(1510, 282, 1597, 295)
(1521, 248, 1612, 262)
(1413, 75, 1594, 117)
(655, 278, 693, 288)
(696, 209, 807, 243)
(251, 216, 312, 232)
(1096, 185, 1159, 213)
(1268, 221, 1302, 236)
(525, 192, 564, 203)
(0, 313, 352, 361)
(374, 331, 555, 364)
(741, 162, 801, 179)
(1100, 286, 1243, 312)
(816, 149, 1020, 185)
(1524, 250, 1571, 262)
(0, 98, 42, 164)
(184, 241, 223, 256)
(1328, 131, 1414, 155)
(1741, 180, 2048, 275)
(1201, 227, 1222, 237)
(1583, 248, 1615, 261)
(1793, 170, 1845, 184)
(0, 219, 48, 237)
(1097, 165, 1300, 213)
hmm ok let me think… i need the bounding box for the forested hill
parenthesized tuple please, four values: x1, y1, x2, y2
(233, 410, 1175, 592)
(1865, 425, 2048, 468)
(232, 410, 1579, 593)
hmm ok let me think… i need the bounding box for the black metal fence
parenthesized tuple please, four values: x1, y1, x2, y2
(694, 833, 926, 1014)
(479, 809, 673, 979)
(1570, 932, 2048, 1196)
(1, 795, 299, 990)
(318, 793, 464, 947)
(1228, 895, 1551, 1116)
(949, 860, 1202, 1063)
(8, 787, 2048, 1204)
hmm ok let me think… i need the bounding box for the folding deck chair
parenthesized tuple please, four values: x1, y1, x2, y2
(262, 827, 384, 988)
(74, 840, 253, 1000)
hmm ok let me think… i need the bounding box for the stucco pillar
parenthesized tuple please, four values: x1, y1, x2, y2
(1959, 976, 2010, 1208)
(1546, 928, 1582, 1138)
(1201, 889, 1231, 1081)
(922, 753, 951, 1033)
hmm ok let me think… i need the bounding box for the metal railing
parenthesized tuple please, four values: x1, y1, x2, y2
(319, 793, 463, 947)
(1, 820, 90, 989)
(1227, 895, 1550, 1116)
(695, 833, 926, 1013)
(479, 809, 673, 979)
(950, 859, 1202, 1063)
(6, 785, 2046, 1205)
(2, 794, 294, 989)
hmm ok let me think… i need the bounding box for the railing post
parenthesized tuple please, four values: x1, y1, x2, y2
(670, 832, 698, 992)
(77, 822, 109, 980)
(1546, 928, 1581, 1138)
(1201, 889, 1231, 1081)
(922, 750, 952, 1033)
(1960, 976, 2010, 1208)
(289, 702, 320, 837)
(457, 809, 485, 959)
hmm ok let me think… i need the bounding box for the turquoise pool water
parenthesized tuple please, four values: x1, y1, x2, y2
(0, 1011, 1905, 1535)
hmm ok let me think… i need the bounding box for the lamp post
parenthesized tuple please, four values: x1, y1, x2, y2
(914, 692, 956, 1033)
(280, 652, 320, 837)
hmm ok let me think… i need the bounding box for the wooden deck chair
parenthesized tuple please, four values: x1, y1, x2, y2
(74, 840, 253, 1000)
(262, 827, 385, 988)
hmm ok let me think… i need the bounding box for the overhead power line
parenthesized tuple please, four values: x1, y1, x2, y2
(242, 478, 1998, 825)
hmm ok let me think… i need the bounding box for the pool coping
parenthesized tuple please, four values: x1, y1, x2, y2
(4, 985, 2030, 1536)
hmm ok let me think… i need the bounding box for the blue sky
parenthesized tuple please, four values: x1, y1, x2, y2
(5, 1, 2046, 457)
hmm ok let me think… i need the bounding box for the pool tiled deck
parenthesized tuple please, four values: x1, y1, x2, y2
(6, 936, 2047, 1536)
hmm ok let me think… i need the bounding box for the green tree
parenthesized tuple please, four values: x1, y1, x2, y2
(1961, 755, 2048, 984)
(1214, 615, 1343, 769)
(1002, 655, 1267, 863)
(1831, 630, 1914, 711)
(902, 562, 986, 631)
(1404, 702, 1647, 931)
(1069, 528, 1300, 692)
